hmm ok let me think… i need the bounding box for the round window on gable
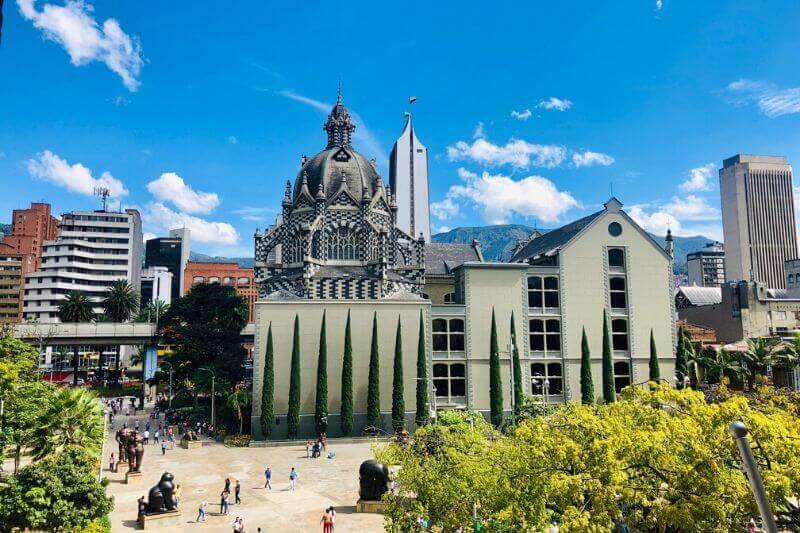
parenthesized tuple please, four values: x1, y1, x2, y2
(608, 222, 623, 237)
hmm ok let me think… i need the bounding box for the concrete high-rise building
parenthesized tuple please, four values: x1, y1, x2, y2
(389, 113, 431, 242)
(0, 202, 59, 323)
(23, 209, 143, 322)
(720, 154, 798, 288)
(687, 242, 725, 287)
(140, 266, 173, 306)
(144, 228, 190, 301)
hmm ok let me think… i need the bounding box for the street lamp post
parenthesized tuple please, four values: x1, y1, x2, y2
(198, 367, 216, 430)
(729, 421, 778, 533)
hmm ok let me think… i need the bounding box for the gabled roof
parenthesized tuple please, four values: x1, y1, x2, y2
(509, 210, 604, 263)
(676, 286, 722, 307)
(425, 243, 483, 276)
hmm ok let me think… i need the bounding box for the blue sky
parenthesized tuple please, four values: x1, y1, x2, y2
(2, 0, 800, 255)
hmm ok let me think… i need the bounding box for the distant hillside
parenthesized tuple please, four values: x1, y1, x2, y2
(0, 223, 10, 238)
(189, 252, 254, 268)
(432, 224, 716, 275)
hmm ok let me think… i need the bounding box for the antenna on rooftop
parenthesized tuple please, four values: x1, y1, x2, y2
(94, 187, 110, 212)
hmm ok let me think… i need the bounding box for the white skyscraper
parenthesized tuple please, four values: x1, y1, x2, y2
(389, 113, 431, 242)
(23, 209, 143, 322)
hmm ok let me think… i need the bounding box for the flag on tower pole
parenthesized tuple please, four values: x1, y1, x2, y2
(409, 96, 417, 104)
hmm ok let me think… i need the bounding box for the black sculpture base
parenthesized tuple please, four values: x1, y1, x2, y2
(138, 509, 182, 530)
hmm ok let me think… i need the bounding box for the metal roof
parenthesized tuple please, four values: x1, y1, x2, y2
(676, 286, 722, 307)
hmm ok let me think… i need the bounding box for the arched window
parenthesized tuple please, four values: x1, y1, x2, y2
(328, 227, 357, 260)
(285, 236, 303, 264)
(608, 248, 625, 269)
(443, 292, 456, 304)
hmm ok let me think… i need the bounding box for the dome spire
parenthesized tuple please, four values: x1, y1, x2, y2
(324, 85, 355, 149)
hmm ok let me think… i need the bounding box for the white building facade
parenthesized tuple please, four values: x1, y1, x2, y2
(23, 209, 143, 322)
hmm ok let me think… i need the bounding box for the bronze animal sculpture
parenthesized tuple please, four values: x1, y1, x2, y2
(182, 430, 199, 441)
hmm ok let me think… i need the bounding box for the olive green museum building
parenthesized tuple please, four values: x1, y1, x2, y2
(250, 94, 676, 439)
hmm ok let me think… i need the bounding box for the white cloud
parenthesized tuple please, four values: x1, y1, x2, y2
(444, 167, 579, 224)
(447, 138, 567, 169)
(144, 203, 239, 245)
(227, 136, 239, 145)
(275, 89, 387, 166)
(17, 0, 143, 91)
(430, 197, 459, 221)
(656, 0, 663, 10)
(628, 205, 679, 236)
(146, 172, 220, 215)
(727, 78, 800, 118)
(628, 195, 720, 237)
(537, 97, 572, 111)
(232, 206, 277, 222)
(113, 95, 130, 106)
(434, 226, 452, 234)
(472, 121, 486, 139)
(663, 195, 720, 221)
(26, 150, 127, 197)
(510, 109, 532, 121)
(572, 150, 615, 168)
(679, 163, 716, 191)
(142, 232, 157, 242)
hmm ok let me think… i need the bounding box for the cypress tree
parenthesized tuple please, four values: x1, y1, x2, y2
(649, 328, 660, 382)
(580, 327, 594, 404)
(340, 310, 354, 436)
(314, 311, 328, 436)
(415, 309, 429, 427)
(489, 308, 504, 427)
(366, 312, 381, 431)
(287, 314, 301, 438)
(510, 312, 524, 415)
(675, 327, 689, 390)
(602, 310, 616, 403)
(391, 316, 405, 432)
(260, 322, 275, 438)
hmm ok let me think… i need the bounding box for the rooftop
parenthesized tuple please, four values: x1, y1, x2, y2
(424, 242, 483, 276)
(722, 154, 789, 167)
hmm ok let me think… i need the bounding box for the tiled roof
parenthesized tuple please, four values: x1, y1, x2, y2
(509, 210, 604, 263)
(424, 243, 482, 276)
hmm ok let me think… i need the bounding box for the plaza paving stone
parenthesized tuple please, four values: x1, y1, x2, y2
(105, 410, 385, 532)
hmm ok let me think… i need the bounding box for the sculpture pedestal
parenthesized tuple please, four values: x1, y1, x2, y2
(138, 509, 182, 530)
(126, 471, 144, 484)
(180, 439, 201, 450)
(356, 499, 387, 514)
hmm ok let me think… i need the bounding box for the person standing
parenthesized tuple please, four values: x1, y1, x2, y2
(321, 509, 332, 533)
(224, 491, 231, 515)
(174, 484, 182, 507)
(306, 441, 312, 458)
(196, 500, 207, 522)
(109, 452, 115, 473)
(161, 441, 167, 455)
(219, 490, 227, 515)
(329, 506, 336, 532)
(264, 466, 272, 490)
(289, 467, 298, 491)
(153, 430, 159, 444)
(232, 517, 243, 533)
(224, 477, 231, 494)
(143, 429, 150, 445)
(234, 479, 241, 505)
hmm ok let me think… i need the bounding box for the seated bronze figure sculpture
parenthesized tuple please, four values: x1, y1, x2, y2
(359, 460, 390, 501)
(146, 472, 178, 513)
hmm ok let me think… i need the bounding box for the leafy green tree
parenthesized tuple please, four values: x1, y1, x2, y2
(0, 331, 39, 390)
(101, 279, 139, 385)
(580, 327, 594, 404)
(510, 312, 524, 414)
(366, 312, 381, 431)
(260, 322, 275, 438)
(30, 387, 104, 460)
(415, 310, 429, 427)
(0, 447, 113, 531)
(159, 283, 248, 398)
(57, 290, 95, 386)
(391, 316, 405, 432)
(649, 328, 660, 381)
(226, 386, 251, 435)
(340, 310, 354, 436)
(135, 299, 169, 324)
(2, 380, 53, 472)
(742, 337, 777, 390)
(601, 310, 615, 403)
(287, 314, 301, 439)
(675, 326, 690, 389)
(315, 311, 328, 436)
(489, 308, 503, 427)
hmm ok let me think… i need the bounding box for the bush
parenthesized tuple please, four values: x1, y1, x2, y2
(223, 434, 251, 447)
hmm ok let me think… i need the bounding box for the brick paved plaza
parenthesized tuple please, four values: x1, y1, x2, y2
(104, 410, 385, 532)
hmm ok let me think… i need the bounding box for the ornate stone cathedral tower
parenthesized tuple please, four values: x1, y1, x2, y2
(254, 91, 426, 300)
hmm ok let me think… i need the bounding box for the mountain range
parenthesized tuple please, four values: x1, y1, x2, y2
(187, 224, 715, 275)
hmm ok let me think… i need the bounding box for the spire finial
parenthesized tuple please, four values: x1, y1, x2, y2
(337, 80, 342, 105)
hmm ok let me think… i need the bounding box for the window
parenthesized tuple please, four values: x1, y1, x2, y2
(608, 222, 622, 237)
(527, 276, 559, 308)
(609, 277, 627, 309)
(238, 277, 250, 286)
(433, 363, 466, 401)
(223, 277, 232, 284)
(443, 292, 456, 304)
(193, 276, 204, 283)
(432, 318, 465, 353)
(530, 362, 563, 395)
(611, 319, 629, 351)
(614, 361, 631, 393)
(209, 277, 220, 283)
(608, 248, 625, 269)
(529, 319, 561, 353)
(327, 227, 357, 260)
(790, 274, 795, 285)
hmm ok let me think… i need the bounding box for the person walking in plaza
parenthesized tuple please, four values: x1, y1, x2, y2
(109, 452, 115, 473)
(232, 516, 243, 533)
(306, 440, 312, 458)
(153, 429, 159, 444)
(143, 429, 149, 445)
(289, 467, 298, 491)
(234, 479, 241, 504)
(264, 466, 272, 490)
(196, 500, 207, 522)
(328, 506, 336, 532)
(224, 477, 231, 493)
(321, 508, 332, 533)
(161, 441, 167, 455)
(174, 484, 182, 507)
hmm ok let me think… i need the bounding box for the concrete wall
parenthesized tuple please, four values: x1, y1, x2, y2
(251, 299, 429, 439)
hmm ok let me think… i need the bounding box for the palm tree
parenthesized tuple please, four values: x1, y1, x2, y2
(710, 348, 746, 386)
(31, 387, 105, 460)
(57, 291, 96, 386)
(742, 338, 778, 390)
(102, 280, 140, 385)
(226, 387, 252, 435)
(135, 299, 169, 324)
